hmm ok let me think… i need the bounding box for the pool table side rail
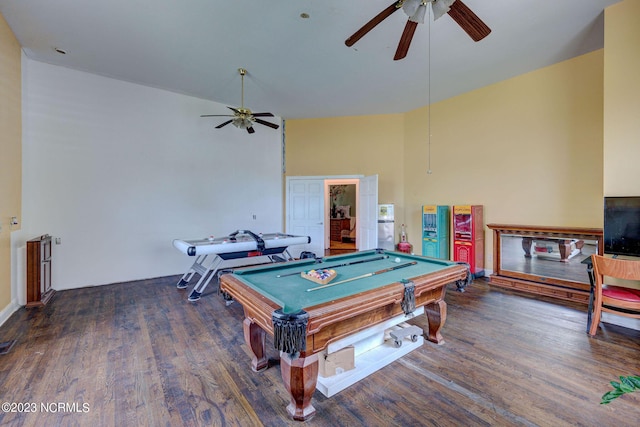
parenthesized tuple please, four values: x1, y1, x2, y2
(220, 275, 283, 336)
(305, 262, 468, 335)
(410, 265, 470, 301)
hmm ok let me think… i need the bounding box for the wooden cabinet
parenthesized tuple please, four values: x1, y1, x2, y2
(330, 218, 351, 241)
(26, 234, 55, 307)
(487, 224, 603, 304)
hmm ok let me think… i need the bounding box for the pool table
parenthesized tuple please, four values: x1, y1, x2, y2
(219, 249, 470, 421)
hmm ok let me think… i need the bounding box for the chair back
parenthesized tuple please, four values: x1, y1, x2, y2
(588, 254, 640, 336)
(591, 254, 640, 284)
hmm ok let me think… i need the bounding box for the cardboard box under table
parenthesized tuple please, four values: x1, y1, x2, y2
(318, 346, 355, 378)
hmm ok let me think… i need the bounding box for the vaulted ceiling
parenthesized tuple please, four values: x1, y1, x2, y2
(0, 0, 620, 119)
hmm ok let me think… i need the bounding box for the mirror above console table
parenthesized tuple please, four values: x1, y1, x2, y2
(487, 224, 603, 304)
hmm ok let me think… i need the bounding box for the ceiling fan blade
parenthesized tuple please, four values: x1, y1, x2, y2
(394, 20, 418, 61)
(227, 106, 240, 114)
(201, 114, 233, 117)
(252, 112, 275, 117)
(254, 118, 280, 130)
(215, 120, 233, 129)
(345, 1, 402, 47)
(447, 0, 491, 42)
(247, 126, 255, 134)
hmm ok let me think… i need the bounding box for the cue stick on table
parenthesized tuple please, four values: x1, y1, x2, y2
(306, 261, 418, 292)
(275, 255, 388, 278)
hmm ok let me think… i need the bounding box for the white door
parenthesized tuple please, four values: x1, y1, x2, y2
(286, 177, 325, 258)
(358, 175, 378, 250)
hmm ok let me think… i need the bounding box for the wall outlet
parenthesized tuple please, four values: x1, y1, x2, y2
(55, 237, 62, 245)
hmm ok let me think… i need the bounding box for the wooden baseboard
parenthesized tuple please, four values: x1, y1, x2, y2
(489, 274, 590, 304)
(25, 289, 56, 308)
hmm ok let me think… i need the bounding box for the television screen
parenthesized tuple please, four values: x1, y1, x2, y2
(604, 197, 640, 257)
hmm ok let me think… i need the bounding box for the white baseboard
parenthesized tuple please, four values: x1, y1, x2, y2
(0, 300, 20, 329)
(16, 245, 26, 306)
(602, 313, 640, 331)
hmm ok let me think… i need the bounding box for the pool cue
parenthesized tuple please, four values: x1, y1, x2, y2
(275, 255, 388, 278)
(306, 261, 417, 292)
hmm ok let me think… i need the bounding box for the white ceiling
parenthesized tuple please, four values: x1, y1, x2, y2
(0, 0, 620, 119)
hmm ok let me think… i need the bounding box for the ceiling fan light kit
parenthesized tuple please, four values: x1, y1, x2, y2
(429, 0, 456, 21)
(200, 68, 279, 134)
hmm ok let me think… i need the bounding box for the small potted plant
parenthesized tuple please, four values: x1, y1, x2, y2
(601, 375, 640, 404)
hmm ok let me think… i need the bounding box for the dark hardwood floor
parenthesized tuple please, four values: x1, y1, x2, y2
(1, 274, 639, 426)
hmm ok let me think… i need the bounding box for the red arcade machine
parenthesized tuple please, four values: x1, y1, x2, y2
(453, 205, 484, 278)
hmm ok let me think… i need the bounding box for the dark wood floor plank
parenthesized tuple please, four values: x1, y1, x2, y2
(1, 275, 640, 427)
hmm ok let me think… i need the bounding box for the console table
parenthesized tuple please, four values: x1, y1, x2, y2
(487, 224, 603, 304)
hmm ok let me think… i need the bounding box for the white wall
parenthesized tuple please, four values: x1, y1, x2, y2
(17, 57, 283, 291)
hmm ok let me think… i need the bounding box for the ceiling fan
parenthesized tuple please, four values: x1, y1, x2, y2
(345, 0, 491, 60)
(200, 68, 279, 134)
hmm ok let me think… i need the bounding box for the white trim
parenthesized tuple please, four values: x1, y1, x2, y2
(286, 175, 363, 181)
(602, 313, 640, 331)
(0, 300, 20, 329)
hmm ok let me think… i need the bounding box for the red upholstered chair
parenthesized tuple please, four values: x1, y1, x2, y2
(588, 254, 640, 337)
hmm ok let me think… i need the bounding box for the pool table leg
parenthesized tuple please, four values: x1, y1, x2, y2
(522, 237, 533, 258)
(558, 240, 571, 262)
(280, 351, 319, 421)
(424, 300, 447, 344)
(243, 318, 268, 372)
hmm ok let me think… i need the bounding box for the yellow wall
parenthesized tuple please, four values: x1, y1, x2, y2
(404, 51, 604, 264)
(286, 50, 604, 270)
(604, 0, 640, 195)
(0, 13, 22, 310)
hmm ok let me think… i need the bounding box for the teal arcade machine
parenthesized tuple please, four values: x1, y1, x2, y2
(422, 205, 450, 259)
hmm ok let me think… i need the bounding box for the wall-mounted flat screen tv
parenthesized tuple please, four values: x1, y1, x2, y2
(604, 196, 640, 257)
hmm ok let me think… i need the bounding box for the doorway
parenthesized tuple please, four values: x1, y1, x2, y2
(327, 179, 358, 254)
(285, 174, 378, 258)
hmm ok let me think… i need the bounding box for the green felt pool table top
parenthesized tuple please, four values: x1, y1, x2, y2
(229, 250, 460, 314)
